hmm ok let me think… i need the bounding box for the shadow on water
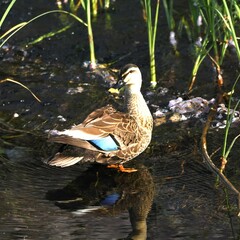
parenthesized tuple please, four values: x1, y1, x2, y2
(46, 164, 154, 240)
(1, 0, 240, 239)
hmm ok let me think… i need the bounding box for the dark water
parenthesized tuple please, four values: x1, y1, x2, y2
(1, 0, 240, 239)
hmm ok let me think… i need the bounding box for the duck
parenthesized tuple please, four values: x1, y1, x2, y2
(47, 64, 153, 172)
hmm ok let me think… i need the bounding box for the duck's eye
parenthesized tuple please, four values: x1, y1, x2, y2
(121, 69, 135, 79)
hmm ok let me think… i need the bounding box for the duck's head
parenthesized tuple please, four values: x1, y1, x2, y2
(117, 64, 142, 92)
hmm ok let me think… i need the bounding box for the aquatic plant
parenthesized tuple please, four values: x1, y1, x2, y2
(62, 0, 96, 67)
(82, 0, 96, 68)
(0, 10, 87, 48)
(200, 0, 240, 214)
(88, 0, 112, 17)
(219, 0, 240, 174)
(189, 0, 240, 215)
(62, 0, 113, 66)
(162, 0, 178, 51)
(187, 0, 240, 91)
(217, 0, 240, 60)
(0, 2, 89, 100)
(201, 70, 240, 215)
(188, 36, 210, 92)
(92, 0, 98, 17)
(1, 1, 96, 68)
(0, 0, 16, 29)
(222, 94, 240, 173)
(163, 0, 174, 32)
(217, 0, 240, 171)
(142, 0, 160, 88)
(0, 1, 42, 102)
(0, 78, 41, 103)
(215, 0, 240, 173)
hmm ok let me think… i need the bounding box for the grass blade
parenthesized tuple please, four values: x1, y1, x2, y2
(0, 78, 41, 102)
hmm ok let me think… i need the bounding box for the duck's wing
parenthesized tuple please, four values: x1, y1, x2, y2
(46, 145, 96, 167)
(48, 105, 132, 152)
(48, 153, 84, 167)
(47, 105, 137, 167)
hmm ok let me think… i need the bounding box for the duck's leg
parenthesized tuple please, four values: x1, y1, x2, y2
(107, 164, 138, 173)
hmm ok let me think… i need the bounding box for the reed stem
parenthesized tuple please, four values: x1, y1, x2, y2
(0, 10, 87, 48)
(84, 0, 96, 68)
(143, 0, 160, 87)
(0, 0, 16, 28)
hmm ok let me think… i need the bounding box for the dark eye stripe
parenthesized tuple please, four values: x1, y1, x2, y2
(122, 68, 135, 78)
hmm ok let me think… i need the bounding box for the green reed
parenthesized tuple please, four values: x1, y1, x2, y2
(188, 36, 210, 92)
(92, 0, 98, 17)
(0, 10, 87, 48)
(69, 0, 82, 14)
(195, 0, 240, 161)
(0, 0, 16, 28)
(222, 91, 240, 162)
(82, 0, 96, 67)
(62, 0, 96, 67)
(163, 0, 178, 52)
(0, 78, 41, 102)
(187, 0, 240, 91)
(0, 9, 87, 101)
(0, 1, 46, 102)
(188, 0, 201, 40)
(56, 0, 96, 67)
(142, 0, 160, 88)
(218, 0, 240, 163)
(163, 0, 174, 31)
(1, 1, 96, 67)
(217, 0, 240, 60)
(187, 0, 218, 91)
(200, 0, 221, 62)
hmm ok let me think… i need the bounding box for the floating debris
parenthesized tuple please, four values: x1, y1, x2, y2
(57, 115, 67, 122)
(212, 103, 240, 128)
(66, 86, 84, 95)
(168, 97, 210, 118)
(169, 31, 177, 48)
(153, 97, 240, 128)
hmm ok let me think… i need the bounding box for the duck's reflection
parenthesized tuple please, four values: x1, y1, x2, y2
(46, 163, 155, 240)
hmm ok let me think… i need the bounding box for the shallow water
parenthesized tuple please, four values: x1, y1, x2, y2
(1, 1, 240, 239)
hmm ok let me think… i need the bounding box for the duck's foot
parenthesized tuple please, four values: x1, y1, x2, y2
(107, 164, 138, 173)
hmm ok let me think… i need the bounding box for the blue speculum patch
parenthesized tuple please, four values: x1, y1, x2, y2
(89, 135, 119, 151)
(100, 193, 120, 206)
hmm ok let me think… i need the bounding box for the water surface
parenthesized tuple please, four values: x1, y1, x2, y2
(1, 0, 240, 239)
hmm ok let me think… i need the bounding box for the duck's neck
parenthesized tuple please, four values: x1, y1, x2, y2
(124, 90, 151, 118)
